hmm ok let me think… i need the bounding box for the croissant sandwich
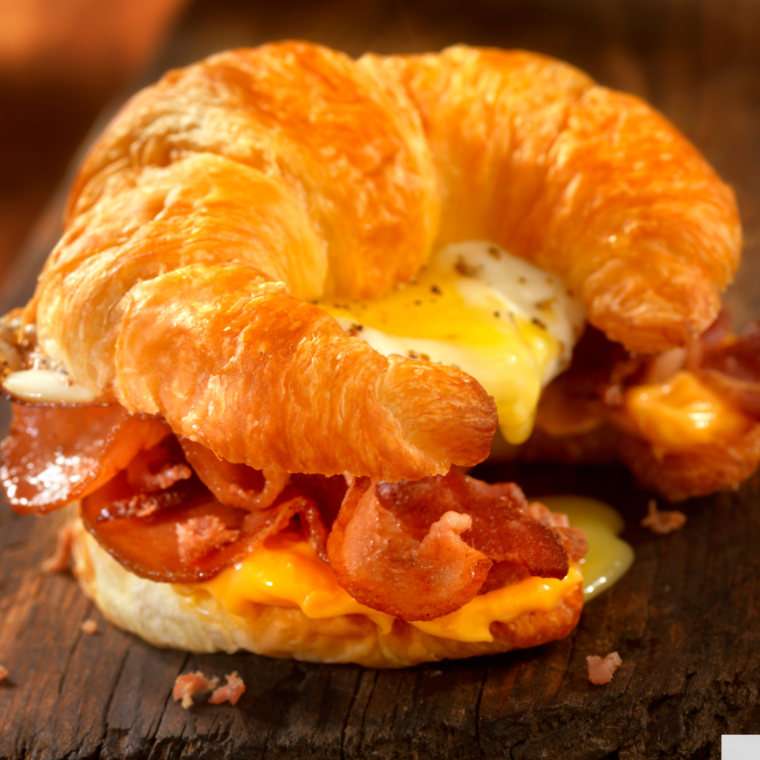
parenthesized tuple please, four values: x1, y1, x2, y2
(1, 41, 757, 668)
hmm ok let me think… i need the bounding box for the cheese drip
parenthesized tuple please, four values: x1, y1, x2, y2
(625, 370, 749, 454)
(318, 242, 585, 444)
(197, 532, 582, 644)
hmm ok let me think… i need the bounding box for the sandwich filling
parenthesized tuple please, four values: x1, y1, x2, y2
(2, 244, 758, 643)
(0, 243, 593, 644)
(1, 402, 587, 636)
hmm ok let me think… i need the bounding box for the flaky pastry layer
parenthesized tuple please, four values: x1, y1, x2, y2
(26, 42, 741, 479)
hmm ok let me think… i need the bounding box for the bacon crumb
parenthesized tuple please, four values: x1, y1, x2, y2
(175, 516, 240, 563)
(0, 666, 8, 682)
(587, 652, 623, 685)
(641, 499, 687, 535)
(80, 619, 97, 635)
(209, 671, 246, 706)
(41, 524, 76, 573)
(172, 671, 219, 709)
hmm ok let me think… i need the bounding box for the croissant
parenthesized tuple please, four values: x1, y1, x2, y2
(26, 41, 740, 483)
(1, 41, 749, 667)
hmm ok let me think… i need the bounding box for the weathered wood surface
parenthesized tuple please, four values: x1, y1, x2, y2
(2, 1, 760, 757)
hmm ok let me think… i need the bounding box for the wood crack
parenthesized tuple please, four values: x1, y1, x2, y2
(339, 667, 364, 760)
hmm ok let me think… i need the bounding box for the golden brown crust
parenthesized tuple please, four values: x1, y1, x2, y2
(32, 155, 496, 480)
(111, 262, 496, 478)
(64, 43, 440, 300)
(368, 47, 740, 352)
(27, 41, 741, 481)
(71, 517, 583, 668)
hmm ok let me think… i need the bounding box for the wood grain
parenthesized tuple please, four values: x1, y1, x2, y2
(2, 1, 760, 757)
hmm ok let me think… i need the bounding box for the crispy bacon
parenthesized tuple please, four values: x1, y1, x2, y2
(179, 438, 289, 510)
(176, 516, 241, 563)
(126, 438, 192, 493)
(81, 470, 331, 583)
(327, 477, 493, 621)
(327, 471, 570, 621)
(375, 473, 569, 578)
(587, 652, 623, 685)
(528, 502, 589, 563)
(6, 399, 580, 621)
(209, 671, 246, 706)
(1, 404, 170, 514)
(173, 672, 219, 709)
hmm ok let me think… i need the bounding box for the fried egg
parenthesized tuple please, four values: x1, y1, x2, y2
(318, 242, 585, 444)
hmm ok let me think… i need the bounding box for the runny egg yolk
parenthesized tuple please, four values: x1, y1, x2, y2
(316, 242, 585, 444)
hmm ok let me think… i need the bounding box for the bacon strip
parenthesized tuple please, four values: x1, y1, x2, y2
(375, 473, 569, 578)
(81, 470, 330, 583)
(179, 438, 289, 510)
(126, 438, 192, 493)
(327, 477, 492, 621)
(1, 404, 170, 514)
(6, 400, 579, 621)
(327, 471, 569, 622)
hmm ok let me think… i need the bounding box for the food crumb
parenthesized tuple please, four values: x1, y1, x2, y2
(587, 652, 622, 685)
(176, 516, 240, 563)
(209, 671, 246, 706)
(41, 524, 76, 574)
(173, 671, 219, 709)
(0, 665, 8, 682)
(80, 619, 97, 635)
(641, 499, 686, 535)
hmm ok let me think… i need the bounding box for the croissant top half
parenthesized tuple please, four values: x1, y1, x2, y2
(26, 42, 741, 481)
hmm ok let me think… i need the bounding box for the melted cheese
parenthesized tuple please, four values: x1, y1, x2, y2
(625, 370, 748, 452)
(317, 242, 585, 444)
(198, 533, 396, 634)
(194, 496, 631, 645)
(411, 566, 582, 642)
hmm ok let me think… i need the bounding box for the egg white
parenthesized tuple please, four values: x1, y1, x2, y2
(321, 242, 585, 445)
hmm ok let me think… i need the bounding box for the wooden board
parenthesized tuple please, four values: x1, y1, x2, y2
(2, 1, 760, 757)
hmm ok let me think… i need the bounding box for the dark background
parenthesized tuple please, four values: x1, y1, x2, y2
(1, 1, 760, 758)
